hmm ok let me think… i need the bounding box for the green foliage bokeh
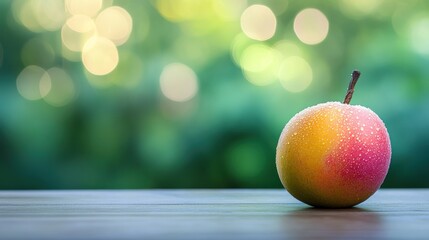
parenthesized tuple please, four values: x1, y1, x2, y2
(1, 0, 429, 189)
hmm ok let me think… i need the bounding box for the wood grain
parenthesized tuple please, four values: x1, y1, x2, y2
(0, 189, 428, 239)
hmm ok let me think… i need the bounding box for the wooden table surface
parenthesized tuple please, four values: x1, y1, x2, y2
(0, 189, 428, 240)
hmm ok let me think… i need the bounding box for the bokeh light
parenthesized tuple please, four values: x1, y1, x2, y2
(16, 65, 49, 100)
(12, 0, 44, 32)
(240, 5, 277, 41)
(273, 40, 303, 57)
(65, 0, 103, 17)
(160, 63, 198, 102)
(240, 44, 282, 86)
(240, 44, 275, 73)
(410, 17, 429, 55)
(95, 6, 133, 46)
(155, 0, 206, 22)
(391, 4, 413, 37)
(85, 51, 143, 88)
(278, 56, 313, 92)
(154, 0, 235, 37)
(235, 38, 309, 87)
(82, 37, 119, 76)
(212, 0, 247, 21)
(11, 0, 66, 32)
(294, 8, 329, 45)
(43, 68, 76, 107)
(61, 15, 96, 52)
(39, 71, 52, 98)
(231, 33, 253, 66)
(35, 0, 67, 31)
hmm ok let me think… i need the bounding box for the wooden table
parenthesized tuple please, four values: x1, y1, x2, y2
(0, 189, 428, 239)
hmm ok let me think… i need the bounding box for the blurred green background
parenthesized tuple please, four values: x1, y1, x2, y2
(0, 0, 428, 189)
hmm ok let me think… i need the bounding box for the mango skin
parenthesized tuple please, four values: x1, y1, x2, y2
(276, 102, 391, 208)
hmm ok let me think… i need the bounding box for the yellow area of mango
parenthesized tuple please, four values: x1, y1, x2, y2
(276, 102, 343, 204)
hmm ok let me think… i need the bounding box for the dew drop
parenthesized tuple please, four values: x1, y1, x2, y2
(360, 127, 364, 131)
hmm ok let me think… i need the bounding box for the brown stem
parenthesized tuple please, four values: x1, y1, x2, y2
(343, 70, 361, 104)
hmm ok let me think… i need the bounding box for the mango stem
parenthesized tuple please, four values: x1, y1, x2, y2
(343, 70, 361, 104)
